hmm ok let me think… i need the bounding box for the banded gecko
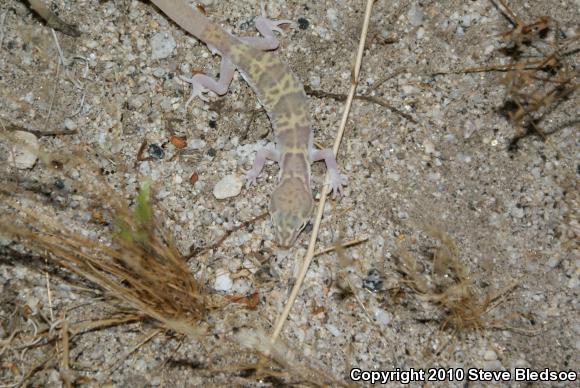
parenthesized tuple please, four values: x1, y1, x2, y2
(150, 1, 347, 247)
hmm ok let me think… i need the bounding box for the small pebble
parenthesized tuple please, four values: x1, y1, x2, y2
(213, 174, 243, 199)
(309, 74, 321, 88)
(547, 255, 560, 268)
(363, 269, 384, 291)
(483, 360, 503, 371)
(189, 139, 207, 150)
(510, 205, 524, 219)
(128, 95, 146, 110)
(373, 307, 391, 325)
(401, 84, 418, 95)
(326, 9, 338, 28)
(407, 4, 424, 27)
(416, 27, 425, 39)
(387, 172, 400, 182)
(326, 324, 341, 337)
(152, 68, 166, 78)
(513, 358, 530, 368)
(11, 131, 39, 169)
(150, 31, 176, 60)
(423, 139, 435, 154)
(484, 349, 498, 361)
(297, 17, 309, 30)
(214, 270, 233, 292)
(147, 144, 164, 159)
(54, 178, 65, 190)
(64, 118, 77, 131)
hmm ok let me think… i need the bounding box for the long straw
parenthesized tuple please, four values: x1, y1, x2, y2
(267, 0, 376, 354)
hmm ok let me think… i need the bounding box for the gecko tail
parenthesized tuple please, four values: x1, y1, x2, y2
(150, 0, 211, 42)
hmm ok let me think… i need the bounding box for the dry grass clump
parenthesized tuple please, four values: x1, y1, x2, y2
(396, 227, 507, 332)
(0, 148, 343, 386)
(491, 0, 579, 150)
(0, 149, 207, 336)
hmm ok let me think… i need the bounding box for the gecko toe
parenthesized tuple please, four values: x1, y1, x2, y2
(244, 172, 258, 187)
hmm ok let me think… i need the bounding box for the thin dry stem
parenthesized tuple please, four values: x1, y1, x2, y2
(267, 0, 375, 354)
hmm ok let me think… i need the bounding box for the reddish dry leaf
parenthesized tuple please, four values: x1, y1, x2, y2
(189, 172, 198, 184)
(170, 135, 187, 149)
(225, 292, 259, 309)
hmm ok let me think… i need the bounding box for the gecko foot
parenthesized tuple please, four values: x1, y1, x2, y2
(328, 172, 348, 199)
(244, 170, 259, 188)
(256, 16, 295, 35)
(181, 75, 210, 105)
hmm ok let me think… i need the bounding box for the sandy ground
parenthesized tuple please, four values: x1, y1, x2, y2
(0, 0, 578, 386)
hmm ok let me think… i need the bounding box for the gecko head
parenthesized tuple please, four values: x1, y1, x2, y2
(269, 177, 313, 248)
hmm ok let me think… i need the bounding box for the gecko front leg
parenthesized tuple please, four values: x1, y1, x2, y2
(310, 148, 348, 198)
(245, 145, 280, 187)
(181, 55, 235, 105)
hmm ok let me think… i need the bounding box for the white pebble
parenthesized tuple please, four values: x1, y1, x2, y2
(401, 84, 418, 95)
(152, 68, 166, 78)
(326, 9, 338, 28)
(64, 118, 77, 130)
(309, 74, 321, 88)
(373, 307, 391, 325)
(427, 172, 440, 181)
(407, 4, 424, 27)
(11, 131, 39, 169)
(484, 349, 498, 361)
(150, 31, 176, 60)
(416, 27, 425, 39)
(423, 139, 435, 154)
(510, 205, 524, 219)
(213, 270, 233, 292)
(387, 172, 400, 182)
(213, 174, 243, 199)
(326, 324, 341, 337)
(483, 360, 503, 370)
(189, 138, 207, 150)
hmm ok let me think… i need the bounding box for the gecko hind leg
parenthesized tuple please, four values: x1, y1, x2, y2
(181, 56, 234, 106)
(241, 3, 294, 51)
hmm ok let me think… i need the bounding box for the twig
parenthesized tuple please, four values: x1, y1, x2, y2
(59, 318, 72, 388)
(3, 122, 77, 137)
(26, 0, 80, 37)
(489, 0, 522, 27)
(430, 60, 560, 76)
(45, 50, 60, 125)
(4, 352, 55, 388)
(266, 0, 375, 355)
(313, 236, 368, 257)
(305, 85, 417, 124)
(0, 11, 7, 48)
(365, 68, 405, 94)
(186, 211, 269, 259)
(103, 328, 163, 380)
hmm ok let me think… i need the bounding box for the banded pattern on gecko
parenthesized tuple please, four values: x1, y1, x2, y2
(151, 0, 346, 247)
